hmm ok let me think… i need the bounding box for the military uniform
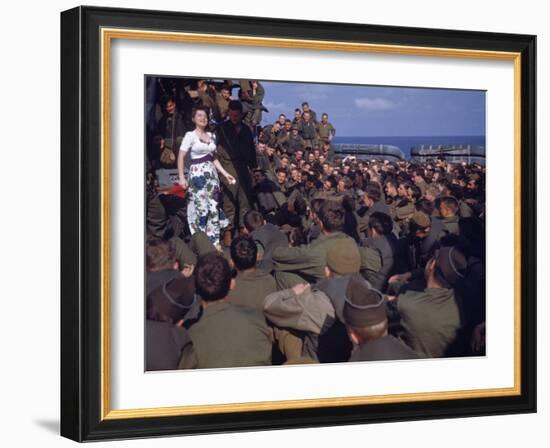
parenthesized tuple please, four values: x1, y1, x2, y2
(437, 215, 460, 236)
(272, 231, 353, 289)
(300, 119, 318, 149)
(216, 120, 257, 230)
(397, 286, 461, 358)
(459, 200, 475, 218)
(187, 301, 272, 368)
(287, 134, 304, 155)
(214, 91, 230, 123)
(348, 334, 420, 362)
(317, 121, 336, 144)
(361, 234, 400, 291)
(357, 201, 392, 236)
(146, 320, 194, 371)
(156, 109, 187, 168)
(251, 222, 289, 271)
(227, 269, 277, 312)
(240, 80, 265, 130)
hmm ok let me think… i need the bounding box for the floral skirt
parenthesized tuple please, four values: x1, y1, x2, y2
(187, 160, 229, 246)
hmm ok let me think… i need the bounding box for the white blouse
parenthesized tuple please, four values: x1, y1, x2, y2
(179, 130, 216, 159)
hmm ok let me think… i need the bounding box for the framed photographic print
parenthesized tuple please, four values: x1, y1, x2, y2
(60, 5, 536, 442)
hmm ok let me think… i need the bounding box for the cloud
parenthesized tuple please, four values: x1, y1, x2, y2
(264, 101, 290, 112)
(354, 97, 397, 111)
(292, 84, 332, 101)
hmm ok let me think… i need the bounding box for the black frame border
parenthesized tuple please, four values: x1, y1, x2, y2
(60, 6, 536, 442)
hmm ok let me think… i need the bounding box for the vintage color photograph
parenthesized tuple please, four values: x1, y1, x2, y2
(145, 77, 486, 371)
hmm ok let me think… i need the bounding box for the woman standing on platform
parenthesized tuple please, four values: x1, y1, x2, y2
(177, 106, 235, 248)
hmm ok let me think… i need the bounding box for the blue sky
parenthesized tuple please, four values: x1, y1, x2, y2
(260, 81, 485, 137)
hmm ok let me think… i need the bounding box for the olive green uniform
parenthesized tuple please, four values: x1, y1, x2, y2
(227, 269, 278, 312)
(397, 286, 461, 358)
(317, 122, 336, 143)
(272, 231, 353, 289)
(187, 301, 272, 368)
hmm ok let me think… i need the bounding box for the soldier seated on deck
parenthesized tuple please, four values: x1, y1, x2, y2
(343, 274, 419, 362)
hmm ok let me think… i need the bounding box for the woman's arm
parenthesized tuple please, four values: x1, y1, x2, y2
(213, 159, 236, 185)
(177, 150, 188, 188)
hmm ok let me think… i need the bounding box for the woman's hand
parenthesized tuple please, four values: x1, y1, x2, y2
(225, 173, 237, 185)
(178, 177, 188, 189)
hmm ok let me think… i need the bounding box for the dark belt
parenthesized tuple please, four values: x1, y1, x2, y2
(190, 154, 214, 164)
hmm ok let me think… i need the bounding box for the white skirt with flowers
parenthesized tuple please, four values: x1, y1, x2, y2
(187, 155, 229, 246)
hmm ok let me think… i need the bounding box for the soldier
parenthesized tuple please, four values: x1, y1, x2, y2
(291, 108, 303, 127)
(436, 196, 461, 236)
(242, 210, 288, 271)
(301, 101, 318, 123)
(213, 82, 232, 123)
(343, 274, 419, 362)
(277, 113, 287, 127)
(146, 275, 198, 371)
(239, 79, 265, 131)
(406, 211, 444, 270)
(215, 100, 257, 246)
(156, 96, 187, 168)
(394, 246, 467, 358)
(183, 252, 273, 368)
(287, 124, 304, 155)
(226, 236, 278, 312)
(317, 113, 336, 144)
(412, 169, 429, 196)
(357, 185, 391, 237)
(272, 201, 354, 289)
(300, 110, 318, 149)
(276, 119, 293, 152)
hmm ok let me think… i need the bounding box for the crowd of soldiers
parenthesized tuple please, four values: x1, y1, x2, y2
(146, 77, 486, 370)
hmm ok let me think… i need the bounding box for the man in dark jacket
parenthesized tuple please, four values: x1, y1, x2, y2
(216, 100, 257, 243)
(361, 212, 402, 291)
(357, 184, 392, 236)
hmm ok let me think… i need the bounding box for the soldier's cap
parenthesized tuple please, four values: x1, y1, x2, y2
(148, 276, 197, 314)
(326, 239, 361, 275)
(410, 211, 431, 230)
(434, 246, 468, 287)
(344, 273, 387, 327)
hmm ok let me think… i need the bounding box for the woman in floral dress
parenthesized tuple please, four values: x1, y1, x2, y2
(177, 107, 235, 248)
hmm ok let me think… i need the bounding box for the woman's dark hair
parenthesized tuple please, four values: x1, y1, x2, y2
(192, 105, 209, 118)
(194, 252, 232, 302)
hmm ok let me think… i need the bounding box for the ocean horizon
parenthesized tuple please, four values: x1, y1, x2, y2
(332, 135, 485, 158)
